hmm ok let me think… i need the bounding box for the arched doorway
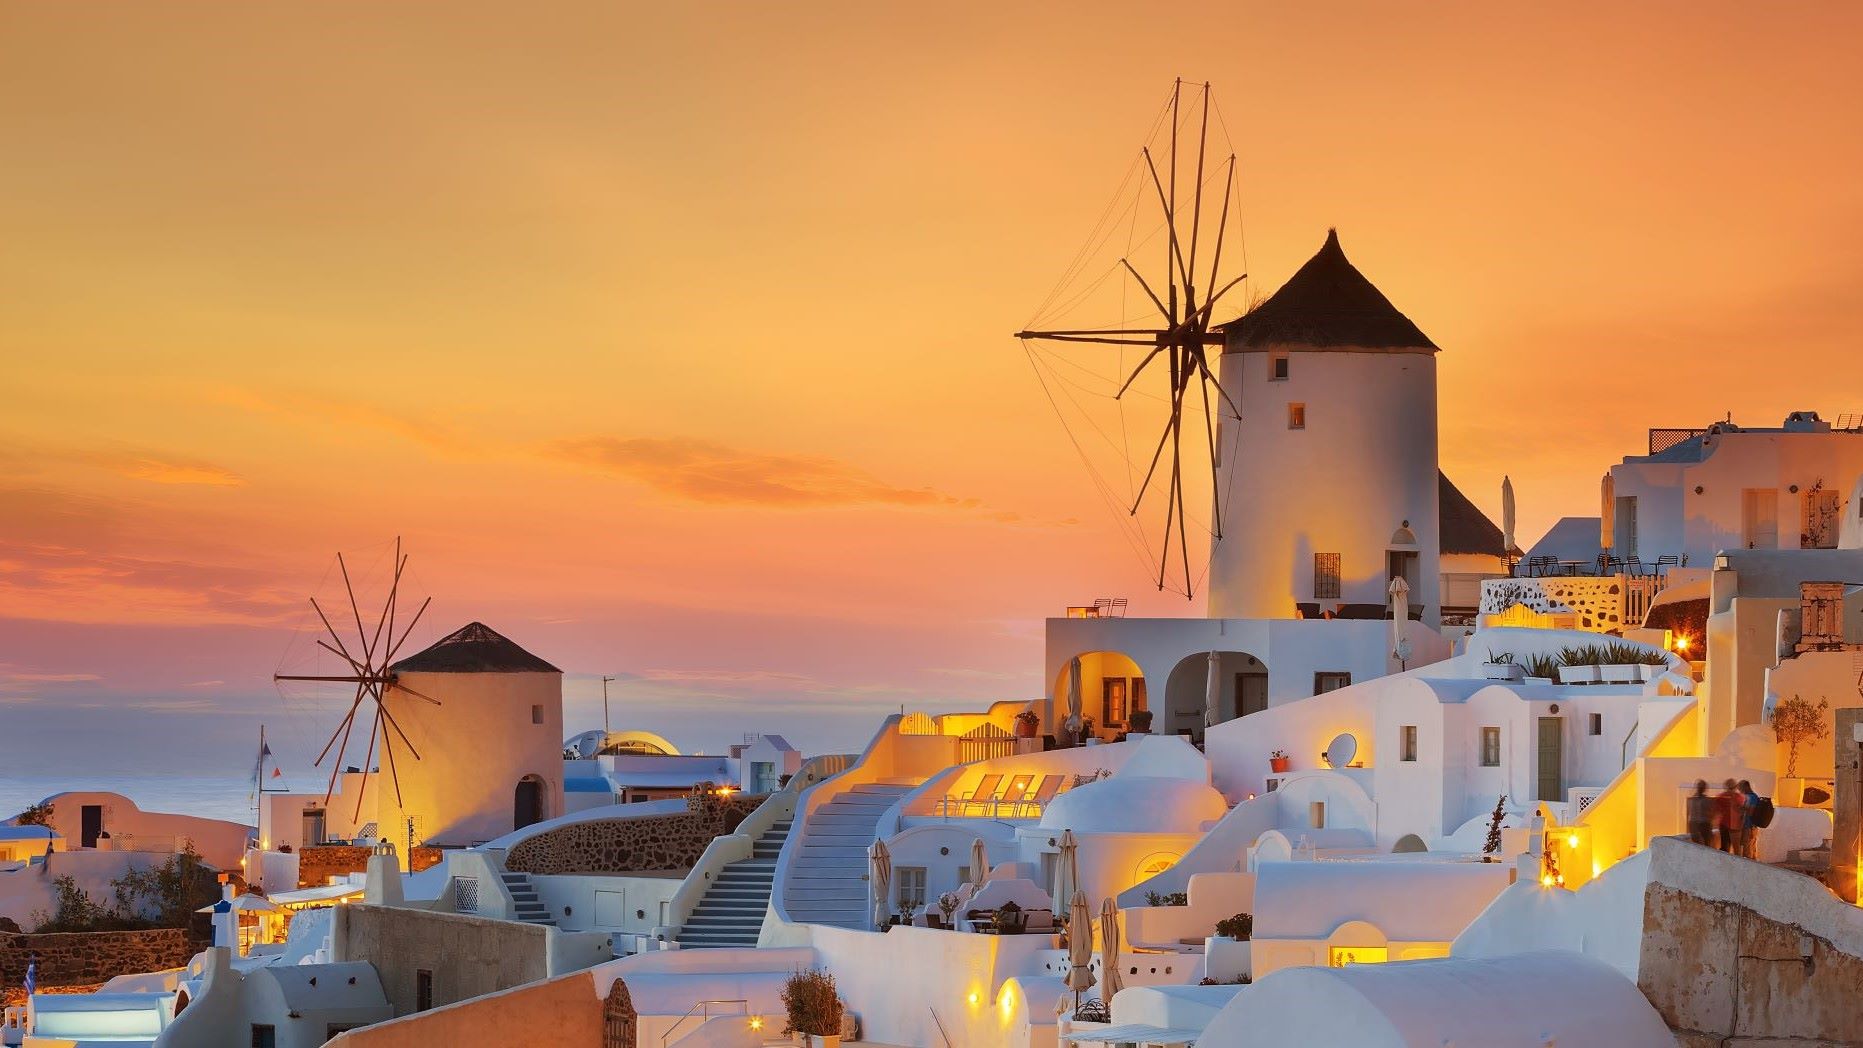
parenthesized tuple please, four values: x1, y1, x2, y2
(602, 977, 638, 1048)
(514, 775, 546, 831)
(1050, 652, 1146, 742)
(1162, 651, 1268, 737)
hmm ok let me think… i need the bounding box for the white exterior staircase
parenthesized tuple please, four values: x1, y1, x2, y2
(674, 817, 793, 948)
(499, 870, 557, 926)
(781, 781, 917, 930)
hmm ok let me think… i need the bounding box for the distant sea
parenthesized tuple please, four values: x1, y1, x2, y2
(0, 775, 259, 827)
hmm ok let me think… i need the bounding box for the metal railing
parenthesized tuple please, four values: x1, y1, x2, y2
(661, 999, 748, 1047)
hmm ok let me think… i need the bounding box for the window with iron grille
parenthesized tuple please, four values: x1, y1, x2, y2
(1314, 553, 1341, 600)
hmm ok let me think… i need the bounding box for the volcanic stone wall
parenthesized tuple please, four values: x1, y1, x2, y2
(503, 797, 757, 876)
(298, 845, 444, 889)
(0, 928, 198, 986)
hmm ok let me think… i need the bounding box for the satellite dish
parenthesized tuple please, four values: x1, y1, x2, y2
(1324, 733, 1357, 769)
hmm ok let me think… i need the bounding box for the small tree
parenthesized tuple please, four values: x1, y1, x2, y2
(781, 968, 843, 1039)
(1483, 795, 1507, 857)
(1770, 695, 1831, 777)
(15, 801, 53, 827)
(1214, 912, 1253, 940)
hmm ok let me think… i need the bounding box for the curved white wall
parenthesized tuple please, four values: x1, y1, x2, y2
(1208, 348, 1439, 623)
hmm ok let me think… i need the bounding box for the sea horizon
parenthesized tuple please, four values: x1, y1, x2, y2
(0, 774, 278, 828)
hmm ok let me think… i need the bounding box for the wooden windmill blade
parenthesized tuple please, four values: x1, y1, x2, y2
(1014, 80, 1246, 599)
(272, 537, 434, 815)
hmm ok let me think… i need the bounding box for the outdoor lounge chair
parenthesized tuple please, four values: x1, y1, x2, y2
(944, 773, 1002, 817)
(1012, 774, 1065, 817)
(992, 775, 1037, 816)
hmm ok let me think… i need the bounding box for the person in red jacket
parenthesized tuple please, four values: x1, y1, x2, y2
(1715, 778, 1745, 853)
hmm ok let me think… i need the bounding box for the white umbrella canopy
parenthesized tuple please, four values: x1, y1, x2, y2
(1204, 650, 1222, 727)
(1066, 656, 1084, 737)
(1099, 897, 1124, 1001)
(970, 836, 990, 891)
(869, 839, 892, 930)
(196, 894, 281, 915)
(1066, 890, 1096, 1005)
(1502, 475, 1517, 555)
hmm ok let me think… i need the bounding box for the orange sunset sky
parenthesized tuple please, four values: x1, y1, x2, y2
(4, 3, 1862, 777)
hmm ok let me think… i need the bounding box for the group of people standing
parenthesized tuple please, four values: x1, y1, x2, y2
(1685, 778, 1765, 857)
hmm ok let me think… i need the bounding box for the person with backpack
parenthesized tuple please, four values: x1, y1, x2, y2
(1740, 780, 1773, 858)
(1685, 779, 1714, 847)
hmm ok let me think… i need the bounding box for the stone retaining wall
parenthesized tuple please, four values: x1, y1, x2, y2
(298, 845, 444, 889)
(0, 928, 199, 987)
(504, 797, 757, 875)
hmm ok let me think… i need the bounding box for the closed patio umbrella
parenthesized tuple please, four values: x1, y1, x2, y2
(1099, 897, 1124, 1001)
(970, 836, 990, 892)
(1066, 656, 1083, 738)
(1054, 829, 1079, 910)
(1502, 475, 1517, 559)
(1204, 650, 1221, 727)
(869, 839, 892, 931)
(1600, 472, 1615, 549)
(1066, 890, 1096, 1011)
(1389, 575, 1412, 666)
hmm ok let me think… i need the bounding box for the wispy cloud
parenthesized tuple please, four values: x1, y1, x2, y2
(213, 387, 481, 457)
(71, 449, 243, 487)
(544, 435, 981, 511)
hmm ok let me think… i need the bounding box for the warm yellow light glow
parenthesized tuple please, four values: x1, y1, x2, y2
(1541, 874, 1555, 887)
(968, 992, 979, 1006)
(1328, 946, 1387, 966)
(748, 1017, 764, 1032)
(1566, 834, 1579, 847)
(1674, 636, 1691, 653)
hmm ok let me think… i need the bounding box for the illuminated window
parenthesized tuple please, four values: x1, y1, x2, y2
(1400, 725, 1418, 762)
(1329, 947, 1388, 967)
(1288, 402, 1306, 429)
(1134, 852, 1179, 881)
(1313, 553, 1341, 600)
(1270, 352, 1289, 381)
(1480, 727, 1502, 767)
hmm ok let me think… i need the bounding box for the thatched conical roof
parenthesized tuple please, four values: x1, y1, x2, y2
(390, 621, 560, 673)
(1221, 229, 1436, 352)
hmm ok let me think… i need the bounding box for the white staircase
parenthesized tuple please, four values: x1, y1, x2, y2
(782, 781, 917, 930)
(499, 870, 556, 926)
(675, 817, 793, 948)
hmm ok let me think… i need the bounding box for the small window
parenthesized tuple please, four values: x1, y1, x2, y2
(1480, 727, 1501, 767)
(1589, 713, 1603, 736)
(1270, 351, 1289, 381)
(1314, 553, 1341, 600)
(1314, 671, 1352, 695)
(1309, 801, 1326, 828)
(416, 969, 434, 1012)
(1288, 402, 1306, 429)
(531, 704, 544, 725)
(251, 1025, 277, 1048)
(1400, 725, 1418, 762)
(895, 866, 927, 910)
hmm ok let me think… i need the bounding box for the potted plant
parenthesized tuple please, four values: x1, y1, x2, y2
(933, 891, 960, 929)
(1770, 695, 1831, 806)
(782, 968, 845, 1048)
(1014, 709, 1040, 739)
(1204, 912, 1253, 983)
(1556, 646, 1600, 685)
(1268, 750, 1290, 774)
(1482, 652, 1525, 682)
(1523, 654, 1560, 685)
(1127, 709, 1154, 735)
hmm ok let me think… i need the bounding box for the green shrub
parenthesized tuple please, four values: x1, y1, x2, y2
(1215, 912, 1253, 940)
(1524, 654, 1561, 679)
(1144, 890, 1188, 907)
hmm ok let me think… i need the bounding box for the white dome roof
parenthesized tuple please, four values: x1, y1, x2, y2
(1039, 776, 1227, 834)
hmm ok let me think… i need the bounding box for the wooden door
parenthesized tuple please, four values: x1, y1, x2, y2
(1742, 489, 1779, 549)
(1536, 717, 1564, 802)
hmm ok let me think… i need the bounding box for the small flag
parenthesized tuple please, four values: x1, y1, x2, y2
(24, 959, 36, 995)
(260, 742, 273, 759)
(271, 767, 283, 779)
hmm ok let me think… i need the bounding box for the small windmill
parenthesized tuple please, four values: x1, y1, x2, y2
(274, 539, 437, 820)
(1017, 80, 1247, 597)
